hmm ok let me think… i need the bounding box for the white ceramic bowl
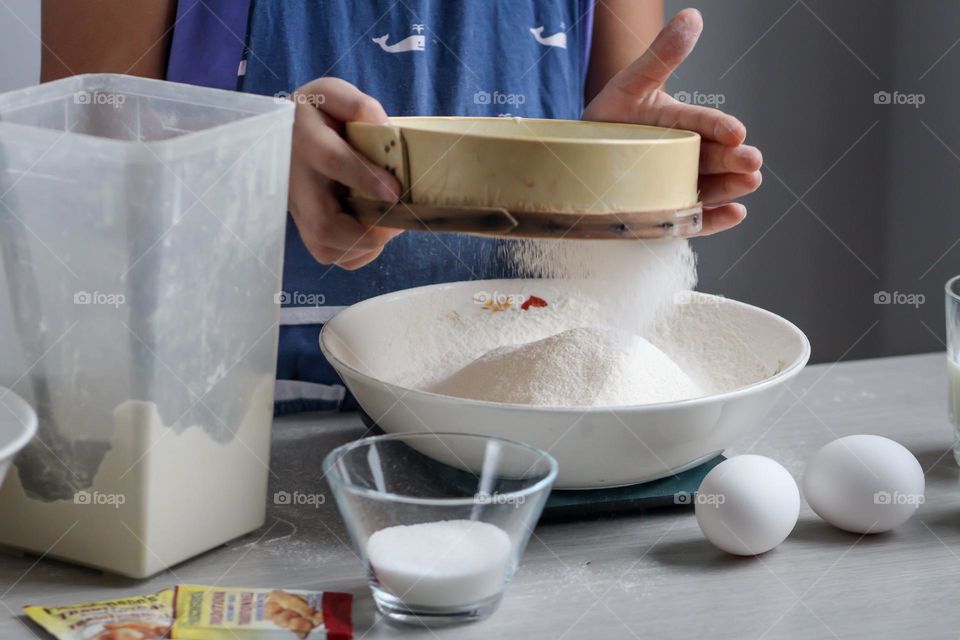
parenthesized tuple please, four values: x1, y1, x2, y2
(0, 387, 38, 484)
(321, 280, 810, 489)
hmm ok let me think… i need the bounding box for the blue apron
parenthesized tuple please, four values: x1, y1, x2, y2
(167, 0, 595, 413)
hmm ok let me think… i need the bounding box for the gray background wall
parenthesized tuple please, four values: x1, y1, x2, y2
(668, 0, 960, 363)
(1, 0, 957, 364)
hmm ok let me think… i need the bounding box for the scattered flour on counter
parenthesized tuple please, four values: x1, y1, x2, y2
(429, 326, 703, 406)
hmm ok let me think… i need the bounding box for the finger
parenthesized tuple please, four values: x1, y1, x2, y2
(694, 202, 747, 236)
(296, 76, 390, 125)
(313, 245, 383, 267)
(289, 163, 402, 252)
(293, 103, 401, 201)
(339, 247, 385, 270)
(319, 210, 403, 251)
(292, 185, 402, 251)
(700, 143, 762, 175)
(293, 209, 392, 265)
(651, 100, 746, 146)
(612, 8, 703, 96)
(699, 171, 762, 204)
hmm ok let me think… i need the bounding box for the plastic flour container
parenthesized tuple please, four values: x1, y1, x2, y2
(0, 75, 294, 577)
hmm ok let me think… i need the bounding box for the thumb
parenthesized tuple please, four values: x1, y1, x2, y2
(296, 77, 391, 125)
(613, 8, 703, 97)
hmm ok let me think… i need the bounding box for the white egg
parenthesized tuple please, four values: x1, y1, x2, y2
(803, 435, 924, 534)
(695, 455, 800, 556)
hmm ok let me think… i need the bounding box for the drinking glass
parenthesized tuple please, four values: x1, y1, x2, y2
(946, 276, 960, 464)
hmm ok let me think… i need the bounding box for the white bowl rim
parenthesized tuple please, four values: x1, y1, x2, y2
(322, 431, 559, 506)
(319, 281, 812, 414)
(0, 386, 38, 460)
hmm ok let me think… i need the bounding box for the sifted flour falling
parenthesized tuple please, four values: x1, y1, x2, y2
(505, 237, 697, 336)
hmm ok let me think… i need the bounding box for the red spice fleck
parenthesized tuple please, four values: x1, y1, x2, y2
(521, 295, 548, 311)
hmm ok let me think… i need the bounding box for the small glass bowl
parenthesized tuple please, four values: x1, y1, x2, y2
(323, 432, 558, 626)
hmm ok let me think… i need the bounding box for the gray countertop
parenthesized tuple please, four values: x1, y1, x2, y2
(1, 352, 957, 639)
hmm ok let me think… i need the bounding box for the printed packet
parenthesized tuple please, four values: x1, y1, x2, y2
(23, 589, 173, 639)
(171, 585, 353, 639)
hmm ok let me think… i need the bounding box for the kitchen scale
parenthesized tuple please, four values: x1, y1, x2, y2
(358, 411, 722, 521)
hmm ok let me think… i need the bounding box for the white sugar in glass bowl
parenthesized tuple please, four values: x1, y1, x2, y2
(323, 432, 557, 625)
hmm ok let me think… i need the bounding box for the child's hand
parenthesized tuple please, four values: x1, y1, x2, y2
(288, 78, 403, 269)
(583, 8, 763, 236)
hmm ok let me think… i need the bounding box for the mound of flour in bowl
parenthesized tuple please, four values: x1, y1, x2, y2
(428, 326, 703, 406)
